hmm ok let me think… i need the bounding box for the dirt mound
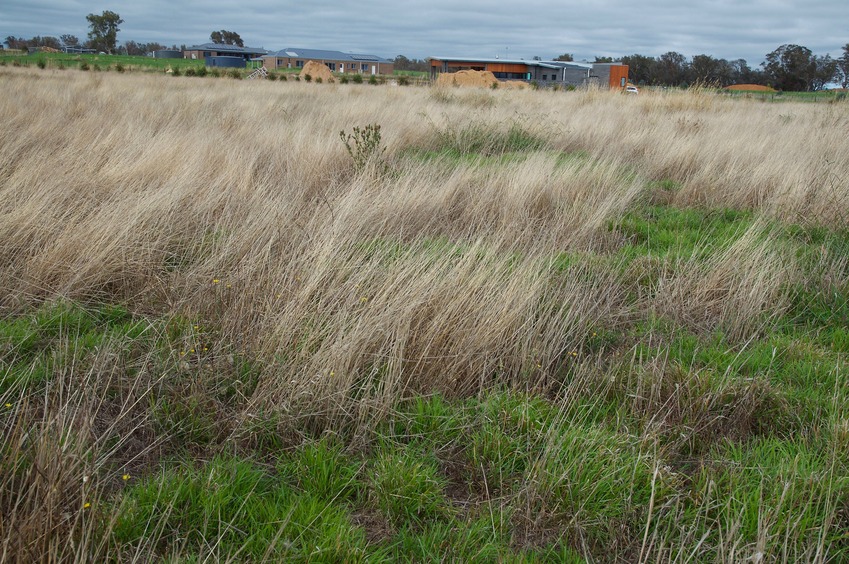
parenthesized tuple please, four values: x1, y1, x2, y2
(725, 84, 776, 92)
(436, 69, 498, 88)
(300, 60, 334, 83)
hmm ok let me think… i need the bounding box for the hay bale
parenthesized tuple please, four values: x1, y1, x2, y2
(300, 60, 335, 83)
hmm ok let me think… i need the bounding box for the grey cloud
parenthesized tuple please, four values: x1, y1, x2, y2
(1, 0, 846, 63)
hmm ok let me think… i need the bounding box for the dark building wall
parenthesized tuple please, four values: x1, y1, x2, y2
(205, 56, 246, 68)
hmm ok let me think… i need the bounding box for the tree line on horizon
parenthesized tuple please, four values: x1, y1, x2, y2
(4, 11, 848, 91)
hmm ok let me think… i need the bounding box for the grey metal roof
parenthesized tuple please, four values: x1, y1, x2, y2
(267, 48, 391, 63)
(187, 43, 268, 55)
(431, 56, 560, 69)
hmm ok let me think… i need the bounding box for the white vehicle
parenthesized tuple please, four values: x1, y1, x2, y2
(625, 85, 639, 94)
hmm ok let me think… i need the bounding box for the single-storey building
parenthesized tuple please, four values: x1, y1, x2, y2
(263, 48, 394, 75)
(184, 43, 268, 62)
(429, 56, 628, 88)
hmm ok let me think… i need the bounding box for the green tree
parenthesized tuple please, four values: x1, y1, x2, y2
(620, 54, 657, 85)
(86, 10, 123, 54)
(554, 53, 573, 62)
(594, 56, 614, 63)
(762, 44, 836, 91)
(60, 34, 79, 47)
(210, 30, 243, 47)
(837, 43, 849, 89)
(657, 51, 689, 86)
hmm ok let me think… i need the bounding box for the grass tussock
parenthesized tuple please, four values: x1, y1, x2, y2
(1, 67, 848, 561)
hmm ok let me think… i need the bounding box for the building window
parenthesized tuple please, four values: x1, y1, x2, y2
(325, 62, 336, 71)
(542, 75, 547, 81)
(296, 60, 304, 68)
(203, 52, 210, 57)
(361, 63, 368, 71)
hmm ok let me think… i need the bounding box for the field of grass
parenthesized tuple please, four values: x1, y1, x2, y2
(0, 50, 209, 72)
(1, 65, 848, 561)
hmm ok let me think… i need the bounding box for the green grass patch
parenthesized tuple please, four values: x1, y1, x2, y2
(0, 300, 149, 394)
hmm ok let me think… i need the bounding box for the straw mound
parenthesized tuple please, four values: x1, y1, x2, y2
(725, 84, 776, 92)
(300, 60, 334, 82)
(437, 69, 498, 88)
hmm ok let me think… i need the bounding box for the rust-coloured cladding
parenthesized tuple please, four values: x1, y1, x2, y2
(608, 64, 629, 88)
(485, 63, 529, 73)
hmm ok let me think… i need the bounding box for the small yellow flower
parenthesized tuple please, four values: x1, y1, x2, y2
(83, 502, 91, 509)
(203, 347, 208, 352)
(4, 403, 11, 408)
(193, 325, 199, 330)
(330, 371, 335, 377)
(122, 474, 131, 481)
(226, 283, 232, 288)
(360, 297, 368, 303)
(212, 279, 220, 284)
(189, 349, 195, 353)
(180, 351, 186, 356)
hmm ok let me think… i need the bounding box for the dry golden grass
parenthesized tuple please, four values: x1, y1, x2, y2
(1, 67, 848, 560)
(2, 67, 847, 414)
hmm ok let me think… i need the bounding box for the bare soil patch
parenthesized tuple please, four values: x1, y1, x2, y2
(725, 84, 776, 92)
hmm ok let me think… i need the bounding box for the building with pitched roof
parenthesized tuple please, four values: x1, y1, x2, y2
(184, 43, 269, 62)
(429, 56, 628, 88)
(263, 48, 394, 75)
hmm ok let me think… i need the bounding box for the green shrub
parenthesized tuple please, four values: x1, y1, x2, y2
(339, 75, 349, 84)
(79, 62, 89, 71)
(170, 67, 180, 76)
(352, 73, 363, 84)
(368, 74, 378, 85)
(278, 73, 287, 81)
(195, 65, 207, 77)
(115, 62, 124, 73)
(184, 67, 196, 77)
(267, 72, 277, 81)
(398, 75, 409, 86)
(304, 73, 312, 82)
(92, 63, 100, 71)
(315, 77, 323, 84)
(209, 67, 220, 77)
(229, 69, 241, 79)
(36, 58, 46, 69)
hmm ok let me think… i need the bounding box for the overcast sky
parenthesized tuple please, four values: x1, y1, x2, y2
(2, 0, 846, 64)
